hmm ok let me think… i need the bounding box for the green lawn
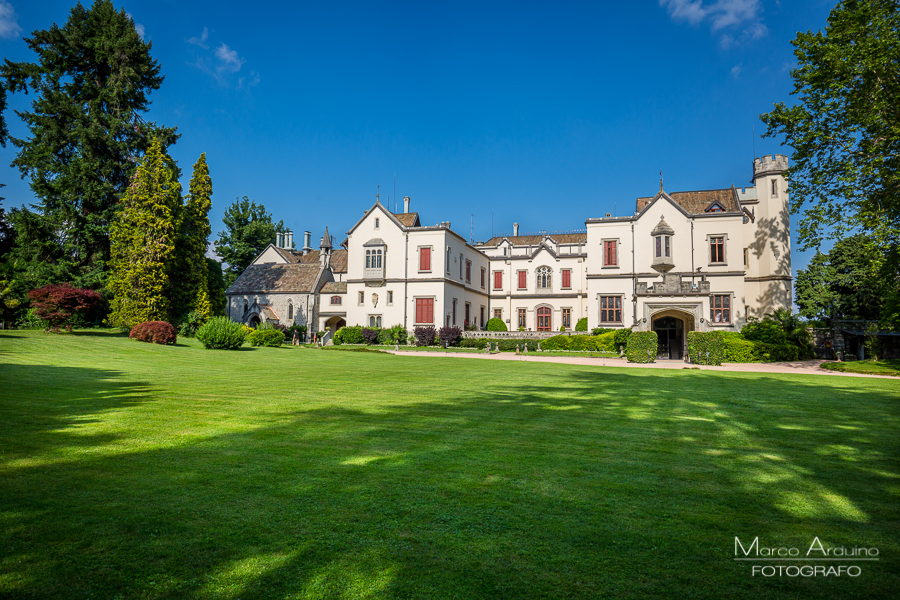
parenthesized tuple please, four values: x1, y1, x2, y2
(1, 330, 898, 599)
(821, 359, 900, 377)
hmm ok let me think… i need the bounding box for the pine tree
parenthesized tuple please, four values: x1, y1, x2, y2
(1, 0, 177, 290)
(171, 153, 213, 323)
(107, 140, 181, 328)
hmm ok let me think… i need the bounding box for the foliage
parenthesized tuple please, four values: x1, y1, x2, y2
(16, 307, 48, 330)
(741, 317, 788, 346)
(575, 317, 588, 332)
(177, 310, 207, 338)
(438, 326, 462, 347)
(27, 283, 102, 332)
(626, 331, 657, 363)
(457, 338, 541, 351)
(333, 325, 364, 345)
(540, 334, 615, 352)
(760, 0, 900, 253)
(687, 331, 725, 366)
(0, 1, 177, 290)
(722, 332, 759, 363)
(196, 316, 245, 350)
(171, 153, 213, 323)
(485, 317, 507, 332)
(205, 258, 227, 316)
(0, 278, 21, 323)
(387, 324, 407, 345)
(613, 327, 631, 350)
(741, 310, 816, 359)
(795, 235, 893, 324)
(361, 328, 379, 345)
(413, 326, 437, 347)
(248, 328, 285, 348)
(214, 197, 285, 285)
(592, 327, 613, 335)
(822, 358, 900, 376)
(864, 322, 884, 361)
(107, 140, 182, 329)
(129, 321, 177, 345)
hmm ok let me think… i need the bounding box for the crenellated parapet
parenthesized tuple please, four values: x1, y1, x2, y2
(753, 154, 789, 179)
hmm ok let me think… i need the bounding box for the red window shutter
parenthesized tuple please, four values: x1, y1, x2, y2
(415, 299, 422, 323)
(518, 271, 526, 289)
(420, 247, 430, 271)
(494, 271, 502, 289)
(562, 270, 571, 288)
(426, 299, 433, 323)
(609, 241, 617, 265)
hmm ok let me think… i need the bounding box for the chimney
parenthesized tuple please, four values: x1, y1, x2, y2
(288, 231, 294, 249)
(302, 230, 312, 255)
(276, 232, 283, 247)
(403, 196, 410, 213)
(513, 222, 519, 236)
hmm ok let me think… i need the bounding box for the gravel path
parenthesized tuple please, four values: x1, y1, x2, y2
(386, 351, 898, 379)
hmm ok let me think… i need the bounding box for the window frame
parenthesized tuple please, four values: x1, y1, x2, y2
(599, 295, 623, 324)
(418, 246, 432, 272)
(561, 268, 572, 289)
(358, 291, 364, 306)
(602, 239, 619, 267)
(710, 294, 732, 324)
(493, 307, 502, 320)
(517, 270, 527, 290)
(562, 307, 572, 328)
(535, 266, 551, 291)
(414, 297, 435, 324)
(330, 295, 342, 305)
(465, 259, 471, 283)
(517, 308, 527, 329)
(707, 234, 727, 265)
(368, 315, 382, 328)
(481, 267, 486, 289)
(493, 270, 503, 290)
(387, 291, 393, 306)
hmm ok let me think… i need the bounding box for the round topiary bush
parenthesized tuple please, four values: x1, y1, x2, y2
(575, 317, 588, 332)
(248, 328, 285, 347)
(486, 317, 507, 332)
(196, 316, 246, 350)
(129, 321, 177, 345)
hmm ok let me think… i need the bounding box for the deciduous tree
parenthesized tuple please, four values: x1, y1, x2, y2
(107, 140, 181, 329)
(27, 283, 102, 332)
(214, 197, 284, 286)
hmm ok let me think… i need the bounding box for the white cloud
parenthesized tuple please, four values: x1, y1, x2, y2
(126, 13, 145, 40)
(731, 64, 742, 78)
(237, 70, 261, 91)
(215, 43, 245, 74)
(187, 27, 209, 49)
(0, 0, 22, 40)
(660, 0, 767, 46)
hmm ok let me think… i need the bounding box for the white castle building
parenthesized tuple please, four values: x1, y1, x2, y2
(226, 155, 792, 357)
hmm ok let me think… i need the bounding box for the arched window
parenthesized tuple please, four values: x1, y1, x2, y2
(243, 300, 248, 315)
(331, 296, 342, 305)
(536, 266, 552, 290)
(288, 301, 293, 320)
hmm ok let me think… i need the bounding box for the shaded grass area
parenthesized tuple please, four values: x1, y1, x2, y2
(821, 359, 900, 377)
(0, 330, 898, 599)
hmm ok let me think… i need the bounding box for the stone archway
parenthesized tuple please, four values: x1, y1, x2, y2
(650, 308, 697, 360)
(248, 314, 261, 327)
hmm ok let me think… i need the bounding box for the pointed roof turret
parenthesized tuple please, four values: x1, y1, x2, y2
(651, 215, 674, 236)
(320, 226, 332, 249)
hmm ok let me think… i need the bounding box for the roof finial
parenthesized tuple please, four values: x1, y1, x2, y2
(376, 184, 380, 204)
(659, 171, 663, 192)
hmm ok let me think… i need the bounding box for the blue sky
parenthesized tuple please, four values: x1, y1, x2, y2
(0, 0, 837, 272)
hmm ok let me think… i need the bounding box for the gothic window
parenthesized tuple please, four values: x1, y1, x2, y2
(288, 301, 293, 320)
(536, 266, 551, 290)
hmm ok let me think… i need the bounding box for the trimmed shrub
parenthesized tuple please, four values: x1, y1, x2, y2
(592, 327, 614, 336)
(575, 317, 588, 332)
(722, 332, 758, 362)
(687, 331, 725, 365)
(485, 318, 507, 332)
(361, 328, 379, 345)
(177, 310, 206, 337)
(439, 326, 462, 347)
(613, 327, 632, 351)
(248, 328, 285, 347)
(741, 317, 788, 345)
(130, 321, 177, 345)
(496, 339, 538, 352)
(626, 331, 658, 363)
(197, 316, 246, 350)
(334, 325, 364, 345)
(459, 338, 489, 349)
(414, 326, 437, 346)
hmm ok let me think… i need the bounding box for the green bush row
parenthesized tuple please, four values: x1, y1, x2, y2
(333, 325, 408, 346)
(626, 331, 657, 363)
(458, 338, 540, 351)
(248, 328, 285, 347)
(721, 331, 800, 362)
(687, 331, 725, 365)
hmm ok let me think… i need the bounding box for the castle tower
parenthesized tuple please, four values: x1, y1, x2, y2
(319, 226, 332, 268)
(747, 154, 792, 316)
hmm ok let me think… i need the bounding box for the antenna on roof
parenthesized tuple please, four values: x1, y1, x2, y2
(394, 172, 396, 213)
(470, 214, 475, 244)
(752, 125, 756, 161)
(492, 210, 494, 238)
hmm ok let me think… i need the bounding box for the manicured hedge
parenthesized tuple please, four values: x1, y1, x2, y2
(458, 338, 539, 351)
(248, 328, 285, 347)
(575, 317, 588, 332)
(130, 321, 177, 345)
(720, 331, 802, 363)
(333, 326, 364, 345)
(687, 331, 725, 365)
(485, 318, 507, 332)
(197, 317, 245, 350)
(626, 331, 657, 363)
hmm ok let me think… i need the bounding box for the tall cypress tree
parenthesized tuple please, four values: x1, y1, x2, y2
(172, 153, 213, 322)
(107, 140, 181, 328)
(2, 0, 178, 290)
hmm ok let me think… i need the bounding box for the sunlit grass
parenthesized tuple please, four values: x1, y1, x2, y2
(822, 359, 900, 377)
(0, 330, 898, 599)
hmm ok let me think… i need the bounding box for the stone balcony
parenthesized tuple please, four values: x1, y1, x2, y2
(636, 273, 710, 295)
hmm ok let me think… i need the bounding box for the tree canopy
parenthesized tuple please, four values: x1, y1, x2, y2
(1, 0, 177, 290)
(171, 153, 213, 322)
(760, 0, 899, 251)
(214, 197, 284, 286)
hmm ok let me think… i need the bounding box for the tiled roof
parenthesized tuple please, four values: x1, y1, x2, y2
(637, 188, 740, 214)
(480, 233, 587, 246)
(273, 248, 346, 273)
(330, 249, 348, 273)
(321, 281, 347, 293)
(394, 212, 420, 227)
(228, 263, 322, 294)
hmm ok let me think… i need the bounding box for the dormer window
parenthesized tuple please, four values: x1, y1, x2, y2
(651, 215, 675, 273)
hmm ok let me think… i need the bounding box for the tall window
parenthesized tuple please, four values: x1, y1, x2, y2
(452, 298, 457, 325)
(562, 269, 572, 289)
(365, 249, 383, 268)
(419, 247, 431, 271)
(446, 247, 451, 273)
(494, 271, 503, 290)
(604, 240, 618, 266)
(600, 296, 622, 323)
(518, 270, 527, 290)
(562, 308, 571, 328)
(415, 298, 434, 323)
(288, 302, 293, 320)
(711, 295, 731, 323)
(481, 267, 486, 288)
(536, 266, 551, 290)
(331, 295, 342, 305)
(465, 303, 470, 325)
(358, 291, 364, 305)
(459, 254, 464, 278)
(518, 308, 526, 329)
(465, 260, 471, 283)
(494, 308, 502, 319)
(387, 291, 393, 305)
(375, 218, 380, 228)
(771, 179, 778, 197)
(369, 315, 382, 327)
(743, 248, 748, 268)
(536, 307, 551, 331)
(655, 236, 671, 258)
(480, 306, 485, 326)
(710, 236, 725, 264)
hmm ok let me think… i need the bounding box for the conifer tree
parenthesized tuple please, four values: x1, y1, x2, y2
(171, 153, 213, 322)
(107, 140, 181, 328)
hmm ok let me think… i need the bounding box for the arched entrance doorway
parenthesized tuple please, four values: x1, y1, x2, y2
(536, 306, 552, 331)
(248, 314, 261, 327)
(653, 315, 684, 360)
